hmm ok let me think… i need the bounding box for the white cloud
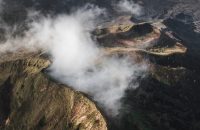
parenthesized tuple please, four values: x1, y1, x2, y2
(0, 5, 147, 116)
(116, 0, 143, 16)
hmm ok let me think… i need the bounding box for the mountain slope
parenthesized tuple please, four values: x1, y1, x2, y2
(0, 52, 107, 130)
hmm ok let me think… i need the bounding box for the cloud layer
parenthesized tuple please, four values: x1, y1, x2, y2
(0, 4, 147, 116)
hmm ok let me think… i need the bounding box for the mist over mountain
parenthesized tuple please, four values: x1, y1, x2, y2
(1, 0, 200, 71)
(0, 0, 200, 130)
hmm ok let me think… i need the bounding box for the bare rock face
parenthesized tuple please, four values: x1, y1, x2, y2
(0, 52, 107, 130)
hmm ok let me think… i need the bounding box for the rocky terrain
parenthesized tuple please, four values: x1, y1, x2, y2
(0, 52, 107, 130)
(97, 16, 200, 130)
(1, 14, 199, 130)
(0, 0, 200, 130)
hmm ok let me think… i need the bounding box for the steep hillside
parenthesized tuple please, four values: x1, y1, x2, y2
(0, 52, 107, 130)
